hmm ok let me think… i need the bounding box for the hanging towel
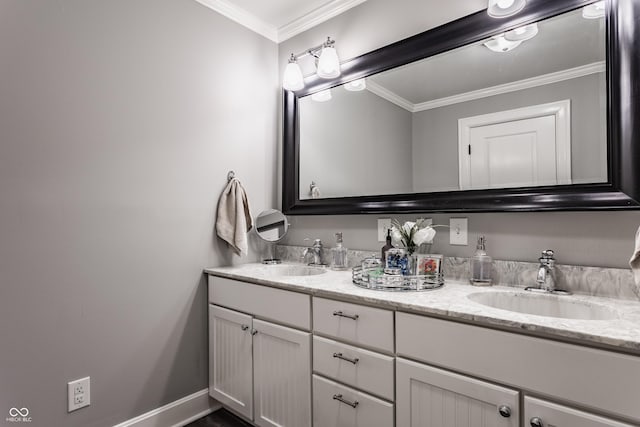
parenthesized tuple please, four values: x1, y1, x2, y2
(630, 226, 640, 287)
(216, 178, 253, 256)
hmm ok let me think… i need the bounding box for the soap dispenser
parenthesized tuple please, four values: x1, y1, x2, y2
(381, 229, 394, 262)
(470, 236, 493, 286)
(331, 232, 348, 270)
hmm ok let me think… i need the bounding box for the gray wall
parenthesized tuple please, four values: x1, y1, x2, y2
(299, 88, 413, 199)
(0, 1, 277, 426)
(278, 0, 640, 269)
(412, 73, 607, 192)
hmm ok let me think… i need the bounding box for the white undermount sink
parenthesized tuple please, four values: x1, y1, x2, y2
(266, 265, 327, 277)
(467, 291, 619, 320)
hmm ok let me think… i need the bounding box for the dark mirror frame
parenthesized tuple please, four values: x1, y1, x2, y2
(283, 0, 640, 215)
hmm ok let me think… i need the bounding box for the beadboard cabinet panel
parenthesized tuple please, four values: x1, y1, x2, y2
(396, 358, 519, 427)
(209, 305, 254, 420)
(253, 319, 311, 427)
(396, 312, 640, 423)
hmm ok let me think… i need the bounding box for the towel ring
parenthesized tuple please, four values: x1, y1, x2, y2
(227, 171, 236, 182)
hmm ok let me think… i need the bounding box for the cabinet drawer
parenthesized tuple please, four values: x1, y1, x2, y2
(396, 312, 640, 423)
(312, 375, 394, 427)
(209, 276, 310, 330)
(313, 336, 394, 401)
(524, 396, 636, 427)
(313, 297, 394, 353)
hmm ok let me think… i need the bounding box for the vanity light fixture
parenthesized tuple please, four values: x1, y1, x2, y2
(487, 0, 526, 18)
(283, 54, 304, 91)
(484, 34, 523, 52)
(583, 1, 605, 19)
(344, 78, 366, 91)
(504, 23, 539, 41)
(282, 37, 341, 91)
(311, 89, 332, 102)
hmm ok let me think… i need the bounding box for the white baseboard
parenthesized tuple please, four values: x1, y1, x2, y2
(113, 389, 222, 427)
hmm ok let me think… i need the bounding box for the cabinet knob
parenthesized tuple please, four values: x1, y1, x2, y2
(241, 324, 249, 331)
(498, 405, 511, 418)
(251, 329, 258, 335)
(530, 417, 543, 427)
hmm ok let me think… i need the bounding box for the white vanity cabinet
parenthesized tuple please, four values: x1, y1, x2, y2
(396, 312, 640, 427)
(312, 297, 396, 426)
(208, 277, 312, 427)
(396, 358, 519, 427)
(523, 397, 637, 427)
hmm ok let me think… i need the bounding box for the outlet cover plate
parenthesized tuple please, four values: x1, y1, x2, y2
(449, 218, 468, 245)
(377, 218, 392, 242)
(68, 377, 90, 412)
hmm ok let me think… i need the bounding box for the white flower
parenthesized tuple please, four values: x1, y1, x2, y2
(402, 221, 416, 235)
(390, 226, 403, 246)
(413, 226, 436, 246)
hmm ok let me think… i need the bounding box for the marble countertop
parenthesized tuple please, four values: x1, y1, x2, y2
(204, 263, 640, 354)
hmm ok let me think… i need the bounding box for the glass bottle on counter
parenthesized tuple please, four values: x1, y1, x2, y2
(330, 232, 348, 270)
(381, 229, 394, 262)
(470, 236, 493, 286)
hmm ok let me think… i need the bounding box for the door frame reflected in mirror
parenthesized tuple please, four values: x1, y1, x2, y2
(282, 0, 640, 214)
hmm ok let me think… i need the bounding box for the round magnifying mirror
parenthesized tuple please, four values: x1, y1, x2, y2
(255, 209, 289, 264)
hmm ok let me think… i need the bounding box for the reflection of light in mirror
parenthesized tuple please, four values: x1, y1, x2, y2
(344, 78, 367, 91)
(484, 35, 523, 52)
(583, 1, 605, 19)
(311, 89, 332, 102)
(487, 0, 526, 18)
(317, 46, 341, 79)
(505, 23, 539, 41)
(283, 55, 304, 91)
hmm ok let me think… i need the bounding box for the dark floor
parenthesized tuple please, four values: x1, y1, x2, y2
(186, 408, 253, 427)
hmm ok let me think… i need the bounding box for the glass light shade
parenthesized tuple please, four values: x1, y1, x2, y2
(311, 89, 332, 102)
(283, 61, 304, 91)
(484, 35, 523, 52)
(316, 46, 340, 79)
(344, 78, 366, 91)
(504, 23, 539, 41)
(583, 1, 605, 19)
(487, 0, 526, 18)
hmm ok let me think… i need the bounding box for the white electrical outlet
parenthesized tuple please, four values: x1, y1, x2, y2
(377, 218, 392, 242)
(449, 218, 468, 245)
(68, 377, 90, 412)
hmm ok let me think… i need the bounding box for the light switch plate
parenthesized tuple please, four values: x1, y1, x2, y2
(377, 218, 392, 242)
(449, 218, 468, 245)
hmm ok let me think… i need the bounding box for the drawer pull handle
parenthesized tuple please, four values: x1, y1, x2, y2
(530, 417, 543, 427)
(241, 324, 249, 331)
(333, 394, 359, 408)
(498, 405, 511, 418)
(333, 310, 359, 320)
(333, 352, 360, 365)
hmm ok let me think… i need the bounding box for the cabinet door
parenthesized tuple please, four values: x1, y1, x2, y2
(524, 396, 637, 427)
(209, 305, 253, 420)
(397, 358, 519, 427)
(252, 319, 311, 427)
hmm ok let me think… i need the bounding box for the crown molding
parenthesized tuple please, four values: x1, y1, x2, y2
(412, 61, 605, 112)
(278, 0, 368, 42)
(194, 0, 368, 43)
(194, 0, 278, 42)
(365, 80, 414, 112)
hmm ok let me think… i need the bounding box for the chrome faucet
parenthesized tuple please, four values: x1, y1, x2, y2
(526, 250, 570, 295)
(302, 238, 325, 266)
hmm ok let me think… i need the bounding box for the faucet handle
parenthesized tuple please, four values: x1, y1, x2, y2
(541, 249, 554, 259)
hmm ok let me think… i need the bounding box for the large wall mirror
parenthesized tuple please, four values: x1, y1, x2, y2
(283, 0, 640, 214)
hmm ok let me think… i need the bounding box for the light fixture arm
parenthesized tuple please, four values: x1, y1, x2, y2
(290, 37, 336, 61)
